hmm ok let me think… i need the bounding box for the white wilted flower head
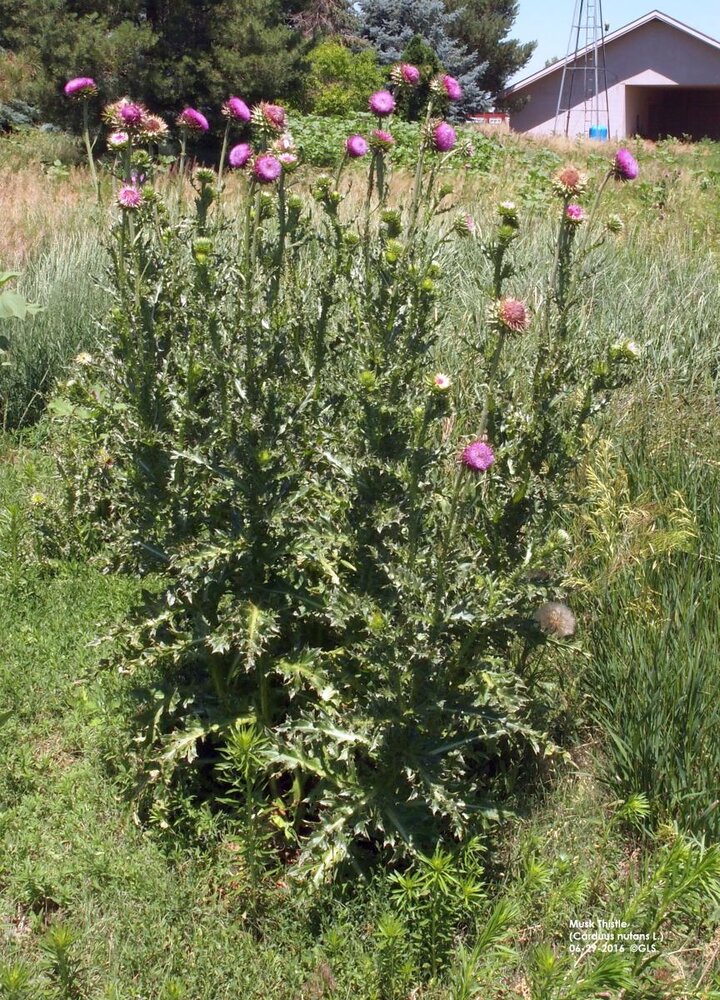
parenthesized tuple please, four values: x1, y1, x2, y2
(534, 602, 576, 638)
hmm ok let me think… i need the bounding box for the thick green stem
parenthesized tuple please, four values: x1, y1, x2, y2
(82, 102, 100, 204)
(433, 466, 465, 623)
(217, 119, 231, 192)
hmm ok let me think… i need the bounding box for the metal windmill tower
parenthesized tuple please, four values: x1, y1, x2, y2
(554, 0, 611, 138)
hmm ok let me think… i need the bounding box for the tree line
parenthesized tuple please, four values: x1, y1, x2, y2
(0, 0, 534, 126)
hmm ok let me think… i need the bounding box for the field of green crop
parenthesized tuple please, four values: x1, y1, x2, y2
(1, 122, 719, 998)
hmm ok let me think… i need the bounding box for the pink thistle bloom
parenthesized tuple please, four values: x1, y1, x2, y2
(107, 131, 130, 149)
(613, 148, 639, 181)
(119, 102, 144, 126)
(258, 102, 286, 131)
(370, 129, 395, 151)
(565, 203, 585, 224)
(392, 63, 421, 86)
(274, 132, 295, 152)
(432, 372, 452, 393)
(496, 297, 530, 333)
(453, 213, 475, 237)
(223, 96, 251, 123)
(117, 185, 142, 210)
(461, 440, 495, 472)
(433, 121, 457, 152)
(346, 134, 369, 158)
(369, 90, 396, 116)
(64, 76, 97, 99)
(253, 154, 282, 184)
(228, 143, 252, 169)
(433, 74, 462, 101)
(177, 107, 209, 133)
(401, 63, 421, 85)
(278, 152, 298, 171)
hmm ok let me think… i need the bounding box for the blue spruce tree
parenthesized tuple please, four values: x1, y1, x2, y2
(357, 0, 489, 115)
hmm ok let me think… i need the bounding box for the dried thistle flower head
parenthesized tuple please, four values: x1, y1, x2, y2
(554, 165, 586, 197)
(534, 602, 576, 638)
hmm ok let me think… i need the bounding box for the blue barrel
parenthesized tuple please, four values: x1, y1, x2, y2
(589, 125, 609, 141)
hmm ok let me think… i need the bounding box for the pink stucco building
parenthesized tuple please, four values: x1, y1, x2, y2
(505, 10, 720, 139)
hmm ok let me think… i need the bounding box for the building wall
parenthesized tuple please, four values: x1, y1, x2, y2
(510, 18, 720, 137)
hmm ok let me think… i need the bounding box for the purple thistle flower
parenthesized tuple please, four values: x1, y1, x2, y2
(613, 148, 639, 181)
(369, 90, 396, 116)
(433, 121, 457, 152)
(370, 129, 395, 152)
(434, 74, 462, 101)
(117, 185, 142, 210)
(257, 102, 286, 131)
(346, 134, 369, 158)
(224, 96, 251, 123)
(253, 154, 282, 184)
(565, 203, 585, 224)
(278, 152, 298, 171)
(392, 63, 421, 87)
(401, 63, 421, 85)
(119, 102, 144, 126)
(461, 440, 495, 472)
(228, 143, 253, 168)
(107, 131, 130, 149)
(64, 76, 97, 99)
(177, 107, 209, 133)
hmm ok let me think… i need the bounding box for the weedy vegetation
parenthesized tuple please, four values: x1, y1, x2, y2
(0, 73, 719, 998)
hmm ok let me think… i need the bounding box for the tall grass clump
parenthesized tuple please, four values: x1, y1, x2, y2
(574, 393, 720, 839)
(0, 234, 106, 428)
(48, 72, 642, 881)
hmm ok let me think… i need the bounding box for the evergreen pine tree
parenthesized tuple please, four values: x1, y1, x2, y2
(444, 0, 535, 107)
(357, 0, 489, 115)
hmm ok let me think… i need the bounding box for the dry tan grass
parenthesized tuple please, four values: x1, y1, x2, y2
(0, 165, 96, 268)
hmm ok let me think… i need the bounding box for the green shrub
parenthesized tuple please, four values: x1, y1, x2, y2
(305, 41, 385, 116)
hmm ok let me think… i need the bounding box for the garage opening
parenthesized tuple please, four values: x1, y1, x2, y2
(625, 86, 720, 140)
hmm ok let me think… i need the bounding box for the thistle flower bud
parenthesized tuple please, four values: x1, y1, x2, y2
(606, 214, 624, 234)
(194, 167, 215, 184)
(192, 237, 213, 264)
(498, 200, 518, 223)
(453, 213, 476, 237)
(609, 339, 641, 361)
(431, 372, 452, 393)
(370, 129, 395, 152)
(384, 239, 405, 265)
(381, 209, 402, 237)
(358, 370, 377, 392)
(107, 131, 130, 149)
